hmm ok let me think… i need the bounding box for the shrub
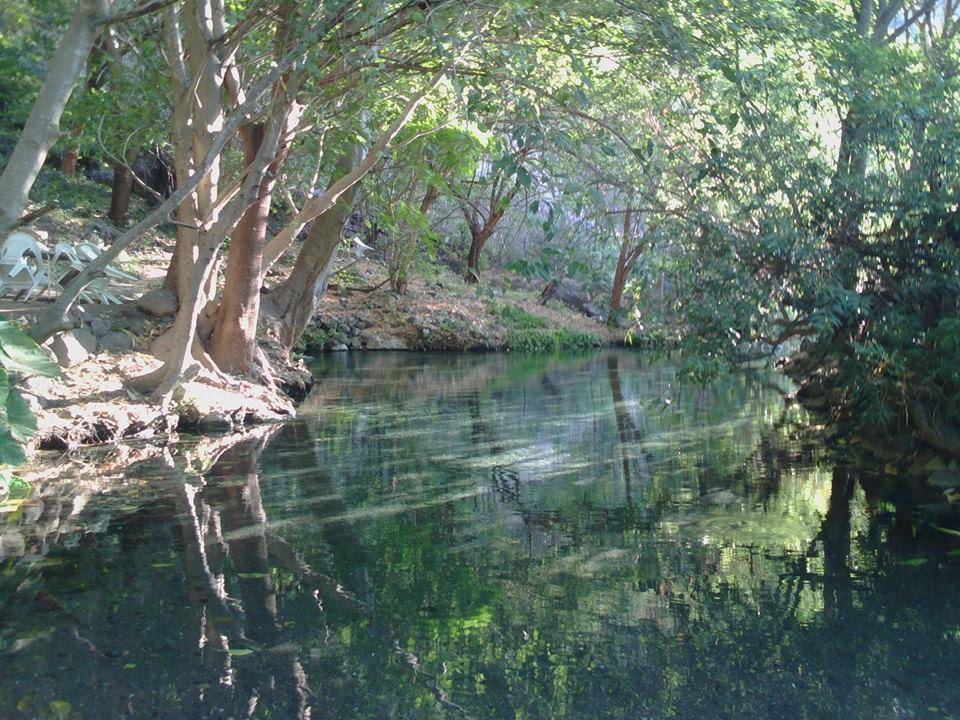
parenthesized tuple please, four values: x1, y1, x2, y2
(504, 326, 602, 353)
(297, 327, 332, 355)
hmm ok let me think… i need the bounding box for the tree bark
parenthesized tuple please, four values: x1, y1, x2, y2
(109, 161, 133, 225)
(207, 124, 271, 375)
(464, 227, 489, 283)
(610, 208, 641, 317)
(265, 149, 361, 349)
(610, 261, 628, 314)
(205, 106, 306, 378)
(0, 0, 109, 239)
(28, 24, 304, 345)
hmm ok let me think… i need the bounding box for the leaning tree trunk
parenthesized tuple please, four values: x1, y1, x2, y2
(0, 0, 108, 239)
(266, 152, 361, 349)
(109, 161, 133, 225)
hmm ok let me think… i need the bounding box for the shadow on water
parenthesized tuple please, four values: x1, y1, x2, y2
(1, 350, 959, 719)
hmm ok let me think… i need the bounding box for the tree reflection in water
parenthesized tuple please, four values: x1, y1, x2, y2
(1, 351, 959, 719)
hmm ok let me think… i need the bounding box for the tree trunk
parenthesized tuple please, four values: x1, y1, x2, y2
(266, 150, 361, 349)
(208, 124, 273, 376)
(465, 228, 488, 283)
(610, 208, 636, 315)
(109, 161, 133, 225)
(60, 149, 79, 177)
(610, 260, 628, 314)
(0, 0, 108, 239)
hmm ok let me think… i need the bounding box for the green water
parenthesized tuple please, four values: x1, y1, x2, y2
(1, 351, 959, 719)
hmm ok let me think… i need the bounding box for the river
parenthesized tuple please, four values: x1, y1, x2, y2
(1, 351, 958, 719)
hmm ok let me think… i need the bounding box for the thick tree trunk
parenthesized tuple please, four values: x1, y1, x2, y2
(268, 212, 345, 349)
(266, 151, 361, 349)
(160, 0, 226, 303)
(109, 161, 133, 225)
(0, 0, 108, 239)
(208, 124, 273, 376)
(29, 41, 297, 345)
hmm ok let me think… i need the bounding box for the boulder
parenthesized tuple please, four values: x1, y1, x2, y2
(48, 328, 97, 368)
(136, 287, 178, 318)
(98, 331, 135, 352)
(88, 316, 111, 337)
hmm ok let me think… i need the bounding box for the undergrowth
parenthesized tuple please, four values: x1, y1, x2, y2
(504, 327, 603, 353)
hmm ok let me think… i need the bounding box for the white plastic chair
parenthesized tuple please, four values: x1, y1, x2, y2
(76, 242, 138, 282)
(47, 241, 130, 305)
(0, 231, 52, 300)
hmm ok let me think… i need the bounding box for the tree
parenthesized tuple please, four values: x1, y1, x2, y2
(0, 0, 110, 238)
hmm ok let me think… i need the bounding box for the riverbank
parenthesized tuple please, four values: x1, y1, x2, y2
(9, 210, 618, 459)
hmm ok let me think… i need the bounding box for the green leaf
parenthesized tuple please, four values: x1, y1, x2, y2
(5, 390, 37, 444)
(515, 167, 532, 189)
(0, 429, 27, 467)
(0, 322, 57, 377)
(228, 648, 255, 657)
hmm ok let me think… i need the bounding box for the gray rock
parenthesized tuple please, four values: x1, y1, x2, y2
(360, 329, 407, 350)
(350, 336, 363, 349)
(98, 331, 135, 352)
(331, 343, 349, 351)
(48, 328, 97, 368)
(136, 287, 178, 318)
(89, 317, 111, 337)
(115, 314, 148, 335)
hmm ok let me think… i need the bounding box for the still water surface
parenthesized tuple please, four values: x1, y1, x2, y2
(1, 352, 959, 719)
